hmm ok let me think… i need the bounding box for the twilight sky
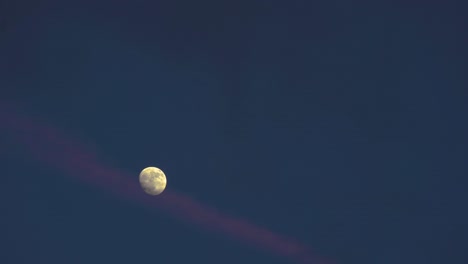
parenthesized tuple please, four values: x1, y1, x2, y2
(1, 1, 466, 264)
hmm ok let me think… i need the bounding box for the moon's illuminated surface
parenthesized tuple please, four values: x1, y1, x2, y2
(139, 167, 167, 195)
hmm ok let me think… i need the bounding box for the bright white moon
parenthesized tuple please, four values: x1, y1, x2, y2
(139, 167, 167, 195)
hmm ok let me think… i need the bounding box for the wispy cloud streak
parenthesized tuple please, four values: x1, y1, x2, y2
(0, 102, 333, 264)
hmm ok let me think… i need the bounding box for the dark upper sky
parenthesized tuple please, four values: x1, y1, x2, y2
(1, 1, 467, 264)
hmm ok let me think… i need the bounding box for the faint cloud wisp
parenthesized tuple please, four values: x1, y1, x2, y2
(0, 102, 333, 264)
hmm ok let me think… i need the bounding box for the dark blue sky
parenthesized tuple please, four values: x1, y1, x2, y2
(1, 1, 467, 264)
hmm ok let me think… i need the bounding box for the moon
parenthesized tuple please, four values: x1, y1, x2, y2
(139, 167, 167, 195)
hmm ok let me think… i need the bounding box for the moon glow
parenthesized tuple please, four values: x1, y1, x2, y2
(139, 167, 167, 195)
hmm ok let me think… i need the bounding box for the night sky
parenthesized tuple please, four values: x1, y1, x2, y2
(1, 1, 467, 264)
